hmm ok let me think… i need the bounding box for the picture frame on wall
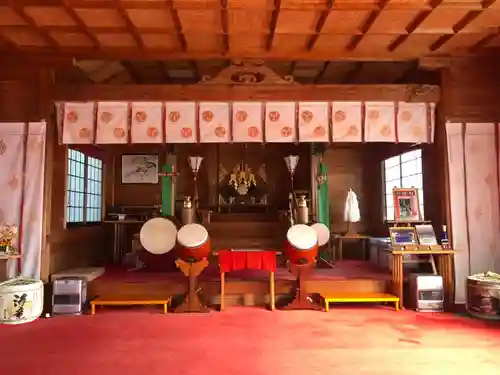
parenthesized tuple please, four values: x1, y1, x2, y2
(121, 154, 159, 184)
(393, 187, 421, 221)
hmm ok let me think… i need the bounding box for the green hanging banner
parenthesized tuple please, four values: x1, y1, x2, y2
(160, 155, 177, 217)
(316, 162, 330, 229)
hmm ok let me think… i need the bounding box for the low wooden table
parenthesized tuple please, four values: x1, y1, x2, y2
(90, 296, 171, 315)
(335, 234, 370, 261)
(390, 249, 455, 309)
(322, 293, 400, 312)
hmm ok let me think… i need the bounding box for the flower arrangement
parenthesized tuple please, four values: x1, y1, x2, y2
(0, 225, 18, 253)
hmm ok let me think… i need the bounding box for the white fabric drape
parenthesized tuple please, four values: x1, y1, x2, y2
(0, 123, 26, 278)
(20, 122, 47, 279)
(343, 189, 361, 223)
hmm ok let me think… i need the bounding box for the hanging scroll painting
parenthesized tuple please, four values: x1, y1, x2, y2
(95, 102, 129, 144)
(265, 102, 296, 143)
(397, 102, 428, 143)
(364, 102, 396, 142)
(232, 102, 263, 142)
(62, 102, 95, 144)
(131, 102, 163, 143)
(198, 102, 230, 143)
(331, 102, 362, 142)
(298, 102, 329, 143)
(164, 102, 197, 143)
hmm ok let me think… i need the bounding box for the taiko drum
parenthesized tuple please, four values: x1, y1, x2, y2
(176, 223, 211, 262)
(284, 224, 318, 264)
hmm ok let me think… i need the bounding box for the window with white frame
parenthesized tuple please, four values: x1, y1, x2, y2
(383, 149, 424, 221)
(66, 149, 103, 225)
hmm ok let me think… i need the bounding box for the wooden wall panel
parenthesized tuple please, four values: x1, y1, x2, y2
(442, 54, 500, 122)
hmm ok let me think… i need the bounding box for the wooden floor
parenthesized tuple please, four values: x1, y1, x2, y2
(88, 260, 393, 308)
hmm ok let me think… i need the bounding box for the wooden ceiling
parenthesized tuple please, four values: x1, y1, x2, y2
(1, 0, 500, 62)
(57, 59, 439, 84)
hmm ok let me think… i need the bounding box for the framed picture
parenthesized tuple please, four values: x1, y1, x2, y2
(389, 227, 418, 246)
(415, 224, 438, 245)
(393, 187, 421, 221)
(121, 154, 159, 184)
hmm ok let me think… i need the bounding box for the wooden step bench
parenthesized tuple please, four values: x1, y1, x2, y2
(90, 296, 172, 315)
(322, 293, 400, 312)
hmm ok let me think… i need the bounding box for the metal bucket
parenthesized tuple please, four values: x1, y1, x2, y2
(466, 273, 500, 320)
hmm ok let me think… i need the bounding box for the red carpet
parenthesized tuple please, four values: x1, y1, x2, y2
(1, 307, 499, 375)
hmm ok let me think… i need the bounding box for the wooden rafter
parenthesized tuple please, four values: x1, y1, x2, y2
(346, 0, 389, 52)
(120, 61, 141, 83)
(63, 1, 100, 48)
(115, 0, 144, 49)
(266, 0, 281, 51)
(159, 62, 172, 83)
(306, 0, 333, 51)
(10, 3, 60, 49)
(342, 63, 365, 84)
(314, 62, 329, 84)
(430, 1, 493, 52)
(167, 0, 187, 51)
(220, 0, 229, 55)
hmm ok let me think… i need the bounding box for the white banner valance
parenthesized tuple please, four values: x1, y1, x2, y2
(397, 102, 429, 143)
(95, 102, 129, 144)
(331, 102, 362, 142)
(298, 102, 329, 143)
(265, 102, 296, 143)
(62, 102, 95, 144)
(232, 102, 263, 143)
(198, 102, 230, 143)
(131, 102, 163, 143)
(364, 102, 396, 142)
(58, 101, 436, 144)
(165, 102, 197, 143)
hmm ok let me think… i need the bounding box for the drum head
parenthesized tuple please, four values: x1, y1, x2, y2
(177, 223, 208, 247)
(286, 224, 317, 250)
(311, 223, 330, 246)
(140, 217, 178, 254)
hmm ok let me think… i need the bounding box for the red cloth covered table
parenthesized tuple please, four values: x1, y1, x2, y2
(217, 250, 278, 311)
(218, 250, 277, 273)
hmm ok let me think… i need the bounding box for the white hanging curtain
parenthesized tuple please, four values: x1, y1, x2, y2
(0, 123, 26, 278)
(21, 122, 47, 279)
(343, 189, 361, 223)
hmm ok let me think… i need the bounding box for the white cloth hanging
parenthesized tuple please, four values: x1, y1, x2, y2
(344, 189, 361, 223)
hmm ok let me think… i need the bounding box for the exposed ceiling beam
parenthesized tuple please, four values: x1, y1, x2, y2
(115, 0, 145, 49)
(221, 0, 229, 55)
(49, 83, 441, 103)
(342, 62, 365, 84)
(166, 0, 187, 51)
(10, 4, 60, 49)
(3, 48, 459, 61)
(120, 61, 141, 83)
(306, 0, 333, 51)
(266, 0, 281, 51)
(62, 1, 100, 48)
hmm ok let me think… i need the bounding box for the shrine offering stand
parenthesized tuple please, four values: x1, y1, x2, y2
(217, 250, 277, 311)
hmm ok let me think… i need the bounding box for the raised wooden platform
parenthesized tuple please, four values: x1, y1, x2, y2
(322, 293, 400, 312)
(90, 296, 171, 315)
(87, 261, 393, 309)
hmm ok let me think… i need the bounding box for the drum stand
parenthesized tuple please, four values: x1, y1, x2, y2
(283, 261, 321, 310)
(175, 258, 209, 313)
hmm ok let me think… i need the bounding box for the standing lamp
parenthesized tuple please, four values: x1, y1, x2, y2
(188, 156, 203, 208)
(284, 155, 299, 191)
